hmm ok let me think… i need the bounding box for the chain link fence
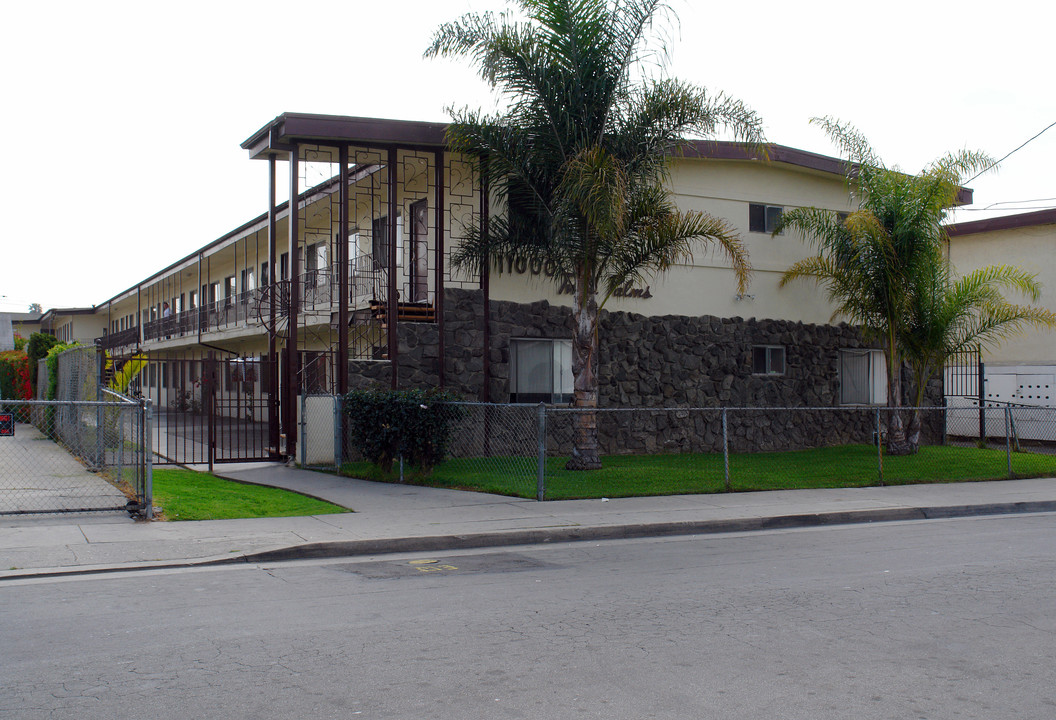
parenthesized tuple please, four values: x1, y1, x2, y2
(0, 347, 152, 517)
(306, 397, 1056, 501)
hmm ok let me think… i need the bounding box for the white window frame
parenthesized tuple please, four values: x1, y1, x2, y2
(509, 338, 573, 404)
(839, 349, 888, 405)
(752, 345, 786, 375)
(749, 203, 784, 234)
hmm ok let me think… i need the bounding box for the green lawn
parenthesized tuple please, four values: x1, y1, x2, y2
(340, 444, 1056, 500)
(152, 468, 350, 521)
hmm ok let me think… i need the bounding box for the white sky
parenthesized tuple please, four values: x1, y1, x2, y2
(1, 0, 1052, 312)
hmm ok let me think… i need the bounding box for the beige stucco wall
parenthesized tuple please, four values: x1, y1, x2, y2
(490, 157, 854, 323)
(947, 223, 1056, 365)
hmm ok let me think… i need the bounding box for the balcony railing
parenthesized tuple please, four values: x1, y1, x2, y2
(135, 257, 436, 345)
(96, 325, 140, 350)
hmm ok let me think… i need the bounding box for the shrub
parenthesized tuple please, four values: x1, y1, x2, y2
(44, 342, 77, 400)
(26, 332, 59, 387)
(13, 332, 26, 352)
(344, 387, 466, 476)
(0, 350, 32, 401)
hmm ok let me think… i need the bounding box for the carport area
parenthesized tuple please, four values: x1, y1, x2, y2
(0, 421, 129, 516)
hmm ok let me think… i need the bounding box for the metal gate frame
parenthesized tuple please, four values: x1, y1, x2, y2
(114, 350, 279, 468)
(944, 346, 986, 441)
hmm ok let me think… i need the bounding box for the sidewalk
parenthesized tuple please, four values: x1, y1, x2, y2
(2, 463, 1055, 580)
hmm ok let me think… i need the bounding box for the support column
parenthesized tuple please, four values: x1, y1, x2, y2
(286, 145, 300, 459)
(479, 157, 490, 402)
(267, 154, 280, 457)
(338, 145, 349, 396)
(434, 149, 445, 388)
(387, 145, 398, 389)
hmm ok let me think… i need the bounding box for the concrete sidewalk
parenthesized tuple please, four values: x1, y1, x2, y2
(2, 463, 1055, 580)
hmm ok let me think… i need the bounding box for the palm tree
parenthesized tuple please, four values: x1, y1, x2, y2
(777, 117, 992, 455)
(901, 255, 1056, 447)
(426, 0, 763, 469)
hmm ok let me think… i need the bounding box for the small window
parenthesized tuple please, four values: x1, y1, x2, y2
(839, 349, 887, 405)
(749, 203, 784, 234)
(510, 338, 573, 403)
(752, 346, 785, 375)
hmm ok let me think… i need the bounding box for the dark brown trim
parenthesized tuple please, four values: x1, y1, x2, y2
(387, 146, 399, 390)
(946, 208, 1056, 237)
(337, 145, 349, 397)
(267, 155, 280, 457)
(435, 149, 445, 389)
(285, 146, 300, 459)
(480, 158, 491, 403)
(242, 113, 448, 158)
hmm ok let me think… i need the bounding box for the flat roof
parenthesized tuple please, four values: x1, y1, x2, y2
(946, 208, 1056, 237)
(242, 113, 449, 159)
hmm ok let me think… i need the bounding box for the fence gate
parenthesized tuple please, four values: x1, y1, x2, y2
(943, 346, 987, 440)
(117, 351, 279, 466)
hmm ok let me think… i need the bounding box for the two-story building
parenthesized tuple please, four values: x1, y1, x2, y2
(80, 112, 946, 463)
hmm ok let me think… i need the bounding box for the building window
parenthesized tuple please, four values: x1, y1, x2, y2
(752, 345, 785, 375)
(510, 338, 573, 403)
(749, 203, 784, 234)
(839, 349, 887, 405)
(372, 214, 404, 269)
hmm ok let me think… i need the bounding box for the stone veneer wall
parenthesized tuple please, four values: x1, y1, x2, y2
(346, 288, 942, 454)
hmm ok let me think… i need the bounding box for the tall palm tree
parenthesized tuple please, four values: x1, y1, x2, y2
(777, 117, 992, 455)
(901, 255, 1056, 447)
(426, 0, 763, 469)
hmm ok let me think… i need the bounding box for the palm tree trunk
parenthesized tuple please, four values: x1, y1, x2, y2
(885, 337, 914, 456)
(566, 274, 602, 471)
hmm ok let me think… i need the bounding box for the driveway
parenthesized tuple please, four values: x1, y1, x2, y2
(0, 422, 129, 515)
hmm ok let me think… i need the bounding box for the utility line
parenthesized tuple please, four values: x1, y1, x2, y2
(967, 119, 1056, 184)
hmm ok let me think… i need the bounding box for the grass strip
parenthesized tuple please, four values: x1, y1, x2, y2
(152, 468, 350, 521)
(340, 444, 1056, 500)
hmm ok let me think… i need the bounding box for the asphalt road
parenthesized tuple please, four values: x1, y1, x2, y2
(3, 514, 1055, 719)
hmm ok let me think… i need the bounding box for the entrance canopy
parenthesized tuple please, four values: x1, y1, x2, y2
(241, 113, 449, 160)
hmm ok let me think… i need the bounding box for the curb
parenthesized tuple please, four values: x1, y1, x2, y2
(4, 499, 1055, 582)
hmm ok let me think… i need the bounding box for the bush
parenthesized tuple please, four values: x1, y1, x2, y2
(44, 342, 77, 400)
(0, 350, 32, 401)
(13, 332, 26, 352)
(26, 332, 59, 387)
(344, 387, 466, 476)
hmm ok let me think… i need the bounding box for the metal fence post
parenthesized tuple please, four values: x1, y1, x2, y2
(333, 394, 343, 469)
(978, 358, 986, 443)
(536, 402, 546, 501)
(300, 392, 307, 467)
(95, 350, 104, 470)
(1005, 406, 1012, 479)
(876, 407, 884, 486)
(722, 408, 730, 492)
(144, 398, 154, 519)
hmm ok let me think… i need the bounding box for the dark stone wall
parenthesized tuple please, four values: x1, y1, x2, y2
(347, 287, 942, 453)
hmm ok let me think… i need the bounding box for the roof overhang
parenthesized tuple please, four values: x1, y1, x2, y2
(947, 208, 1056, 237)
(681, 140, 973, 206)
(242, 113, 449, 160)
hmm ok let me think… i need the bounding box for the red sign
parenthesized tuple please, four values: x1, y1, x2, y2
(0, 413, 13, 436)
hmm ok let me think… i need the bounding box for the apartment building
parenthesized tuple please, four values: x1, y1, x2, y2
(78, 112, 932, 462)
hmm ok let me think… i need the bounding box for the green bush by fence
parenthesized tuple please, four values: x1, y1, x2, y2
(344, 387, 466, 476)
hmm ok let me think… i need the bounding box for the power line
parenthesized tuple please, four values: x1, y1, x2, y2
(967, 119, 1056, 184)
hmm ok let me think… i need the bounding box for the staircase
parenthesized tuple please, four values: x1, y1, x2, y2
(368, 300, 436, 324)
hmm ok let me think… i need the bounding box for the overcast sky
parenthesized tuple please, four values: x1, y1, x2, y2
(2, 0, 1051, 312)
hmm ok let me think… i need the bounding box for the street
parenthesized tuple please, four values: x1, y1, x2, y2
(3, 514, 1055, 719)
